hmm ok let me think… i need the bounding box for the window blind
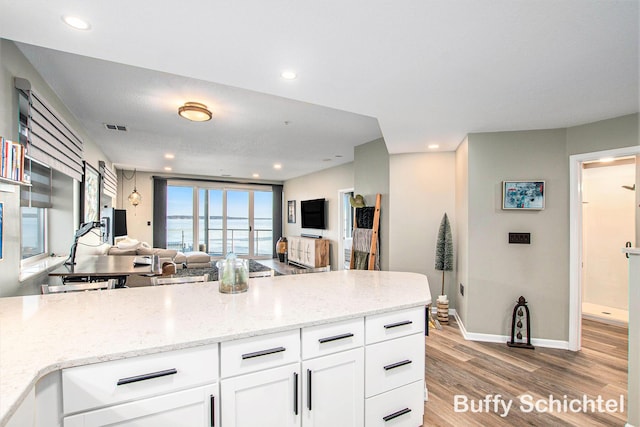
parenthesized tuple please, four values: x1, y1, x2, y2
(15, 78, 84, 181)
(20, 158, 52, 208)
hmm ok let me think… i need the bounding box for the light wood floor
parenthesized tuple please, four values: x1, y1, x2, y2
(423, 318, 628, 426)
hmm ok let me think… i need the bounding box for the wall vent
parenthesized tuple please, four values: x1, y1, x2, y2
(104, 123, 128, 131)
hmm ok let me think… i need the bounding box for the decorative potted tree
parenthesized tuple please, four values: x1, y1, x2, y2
(435, 213, 453, 324)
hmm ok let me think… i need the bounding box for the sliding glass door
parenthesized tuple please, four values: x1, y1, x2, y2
(168, 183, 273, 258)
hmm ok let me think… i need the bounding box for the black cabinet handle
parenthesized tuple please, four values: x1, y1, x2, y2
(293, 372, 299, 415)
(116, 368, 177, 386)
(210, 395, 215, 427)
(241, 346, 286, 359)
(626, 241, 632, 258)
(383, 320, 412, 329)
(307, 369, 312, 410)
(318, 332, 354, 344)
(383, 407, 412, 422)
(383, 359, 412, 371)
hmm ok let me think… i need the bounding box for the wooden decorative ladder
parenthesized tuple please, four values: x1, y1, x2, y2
(349, 193, 381, 270)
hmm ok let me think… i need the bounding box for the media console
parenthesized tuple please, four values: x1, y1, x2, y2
(288, 236, 330, 269)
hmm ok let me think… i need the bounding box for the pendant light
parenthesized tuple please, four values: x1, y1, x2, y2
(128, 169, 142, 207)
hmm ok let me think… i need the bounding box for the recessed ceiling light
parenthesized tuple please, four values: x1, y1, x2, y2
(335, 155, 343, 158)
(62, 16, 91, 30)
(599, 157, 614, 163)
(273, 163, 282, 170)
(322, 158, 332, 162)
(164, 167, 172, 171)
(281, 71, 297, 80)
(428, 144, 439, 149)
(252, 173, 260, 178)
(164, 153, 175, 159)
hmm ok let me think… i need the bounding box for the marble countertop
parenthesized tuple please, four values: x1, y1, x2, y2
(0, 270, 430, 425)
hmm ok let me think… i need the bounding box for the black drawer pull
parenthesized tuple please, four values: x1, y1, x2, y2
(307, 369, 312, 410)
(116, 368, 178, 386)
(383, 359, 412, 371)
(242, 346, 286, 359)
(293, 372, 299, 415)
(318, 332, 354, 344)
(210, 395, 215, 427)
(383, 407, 412, 422)
(383, 320, 413, 329)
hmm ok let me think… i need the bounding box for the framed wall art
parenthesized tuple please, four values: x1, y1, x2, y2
(287, 200, 296, 223)
(502, 180, 545, 210)
(82, 162, 101, 223)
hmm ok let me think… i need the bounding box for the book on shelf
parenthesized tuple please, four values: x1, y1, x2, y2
(0, 136, 26, 183)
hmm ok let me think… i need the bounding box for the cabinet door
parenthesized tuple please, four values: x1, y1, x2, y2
(63, 383, 217, 427)
(221, 363, 300, 427)
(302, 348, 364, 427)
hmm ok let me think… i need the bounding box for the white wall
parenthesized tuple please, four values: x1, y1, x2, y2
(283, 163, 353, 269)
(116, 170, 155, 244)
(582, 163, 635, 309)
(389, 152, 456, 304)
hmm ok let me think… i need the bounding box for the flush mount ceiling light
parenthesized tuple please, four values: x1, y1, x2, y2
(62, 15, 91, 30)
(281, 71, 297, 80)
(178, 102, 212, 122)
(428, 144, 440, 149)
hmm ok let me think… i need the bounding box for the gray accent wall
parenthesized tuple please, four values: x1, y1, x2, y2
(458, 114, 638, 341)
(354, 138, 390, 271)
(455, 137, 469, 324)
(566, 113, 638, 155)
(464, 129, 569, 339)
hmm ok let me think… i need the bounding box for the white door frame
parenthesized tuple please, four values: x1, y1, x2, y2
(338, 188, 354, 270)
(569, 145, 640, 351)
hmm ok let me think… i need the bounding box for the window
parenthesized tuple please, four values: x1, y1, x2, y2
(166, 186, 194, 251)
(21, 207, 47, 260)
(20, 159, 52, 262)
(166, 182, 274, 258)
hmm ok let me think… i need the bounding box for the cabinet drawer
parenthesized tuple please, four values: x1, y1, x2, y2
(221, 329, 300, 377)
(64, 383, 218, 427)
(62, 344, 218, 414)
(365, 333, 424, 397)
(365, 380, 424, 427)
(302, 318, 364, 359)
(365, 307, 424, 345)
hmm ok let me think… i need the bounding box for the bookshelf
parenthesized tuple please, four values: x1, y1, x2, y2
(0, 137, 29, 186)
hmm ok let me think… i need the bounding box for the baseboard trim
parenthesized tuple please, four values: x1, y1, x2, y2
(445, 310, 570, 350)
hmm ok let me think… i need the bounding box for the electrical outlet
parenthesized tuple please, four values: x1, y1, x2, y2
(509, 232, 531, 244)
(459, 283, 464, 296)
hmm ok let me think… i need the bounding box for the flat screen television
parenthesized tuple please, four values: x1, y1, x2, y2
(300, 198, 326, 229)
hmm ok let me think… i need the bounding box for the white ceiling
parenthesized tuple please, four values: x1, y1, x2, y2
(1, 0, 638, 181)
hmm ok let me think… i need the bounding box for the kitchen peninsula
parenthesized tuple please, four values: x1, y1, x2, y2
(0, 270, 430, 426)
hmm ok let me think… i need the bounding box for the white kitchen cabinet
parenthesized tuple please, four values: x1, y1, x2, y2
(221, 363, 300, 427)
(301, 347, 364, 427)
(63, 383, 218, 427)
(288, 237, 329, 268)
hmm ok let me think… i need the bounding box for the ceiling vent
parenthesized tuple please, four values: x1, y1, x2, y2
(104, 123, 127, 131)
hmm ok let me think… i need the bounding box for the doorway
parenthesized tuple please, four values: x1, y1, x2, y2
(569, 146, 639, 351)
(338, 188, 354, 270)
(581, 158, 635, 325)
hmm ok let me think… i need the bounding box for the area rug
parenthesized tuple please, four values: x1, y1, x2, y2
(173, 259, 274, 281)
